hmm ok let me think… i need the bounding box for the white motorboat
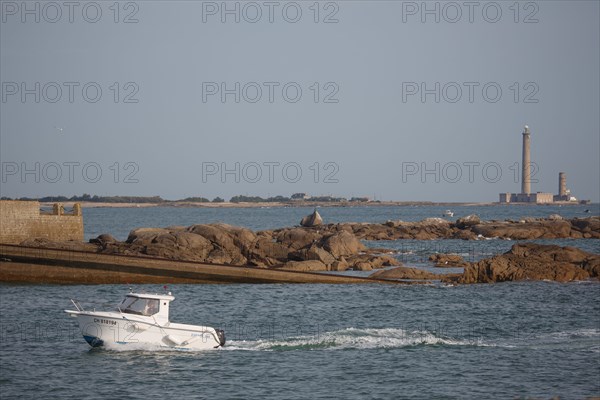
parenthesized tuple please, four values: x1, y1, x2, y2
(65, 292, 225, 350)
(444, 210, 454, 217)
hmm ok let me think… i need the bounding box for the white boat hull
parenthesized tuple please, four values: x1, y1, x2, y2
(67, 311, 225, 350)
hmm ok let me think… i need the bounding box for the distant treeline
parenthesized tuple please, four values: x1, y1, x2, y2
(6, 194, 166, 203)
(1, 193, 372, 203)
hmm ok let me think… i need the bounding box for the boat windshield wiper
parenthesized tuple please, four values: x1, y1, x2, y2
(70, 299, 84, 312)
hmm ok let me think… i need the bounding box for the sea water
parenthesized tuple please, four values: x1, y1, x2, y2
(0, 283, 598, 399)
(1, 204, 598, 399)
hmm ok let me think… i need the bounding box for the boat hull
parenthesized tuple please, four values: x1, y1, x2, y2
(69, 312, 224, 350)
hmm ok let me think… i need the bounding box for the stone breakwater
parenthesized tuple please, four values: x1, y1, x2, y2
(0, 244, 400, 284)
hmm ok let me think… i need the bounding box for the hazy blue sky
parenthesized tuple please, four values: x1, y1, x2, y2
(1, 0, 598, 202)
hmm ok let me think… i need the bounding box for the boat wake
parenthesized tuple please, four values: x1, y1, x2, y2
(225, 327, 489, 352)
(92, 328, 599, 353)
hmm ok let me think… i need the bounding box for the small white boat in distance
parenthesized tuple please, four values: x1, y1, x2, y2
(444, 210, 454, 217)
(65, 292, 225, 350)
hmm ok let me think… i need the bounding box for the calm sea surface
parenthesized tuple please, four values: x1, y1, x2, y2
(1, 204, 599, 399)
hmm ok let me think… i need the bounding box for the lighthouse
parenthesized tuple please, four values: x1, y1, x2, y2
(521, 125, 531, 195)
(498, 125, 555, 204)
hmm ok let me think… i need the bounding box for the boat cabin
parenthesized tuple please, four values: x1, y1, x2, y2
(118, 293, 174, 323)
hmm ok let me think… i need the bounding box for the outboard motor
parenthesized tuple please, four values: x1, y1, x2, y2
(215, 329, 226, 347)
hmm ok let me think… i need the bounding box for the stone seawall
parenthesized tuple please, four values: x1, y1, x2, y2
(0, 200, 83, 244)
(0, 244, 403, 284)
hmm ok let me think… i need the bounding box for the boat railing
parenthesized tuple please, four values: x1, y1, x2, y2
(70, 299, 85, 312)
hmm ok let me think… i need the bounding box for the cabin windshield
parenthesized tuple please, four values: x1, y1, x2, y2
(118, 296, 159, 316)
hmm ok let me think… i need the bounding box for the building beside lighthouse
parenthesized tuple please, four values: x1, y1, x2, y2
(499, 125, 575, 204)
(552, 172, 577, 202)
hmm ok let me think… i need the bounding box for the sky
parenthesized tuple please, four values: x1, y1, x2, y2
(1, 0, 599, 202)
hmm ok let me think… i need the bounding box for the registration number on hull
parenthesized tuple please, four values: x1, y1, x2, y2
(93, 318, 117, 326)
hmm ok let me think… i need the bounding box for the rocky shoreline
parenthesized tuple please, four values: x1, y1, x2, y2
(14, 213, 600, 284)
(84, 225, 402, 272)
(442, 243, 600, 284)
(346, 214, 599, 240)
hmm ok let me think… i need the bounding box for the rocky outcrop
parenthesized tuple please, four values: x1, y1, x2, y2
(344, 254, 400, 271)
(370, 266, 448, 280)
(356, 218, 456, 240)
(470, 220, 573, 240)
(278, 260, 327, 272)
(20, 222, 401, 272)
(455, 214, 481, 229)
(289, 245, 336, 266)
(570, 217, 600, 238)
(323, 230, 366, 258)
(117, 225, 249, 264)
(446, 243, 600, 284)
(340, 216, 599, 240)
(145, 232, 217, 262)
(300, 209, 323, 227)
(89, 234, 118, 246)
(276, 228, 321, 250)
(92, 223, 400, 272)
(428, 253, 469, 268)
(274, 215, 600, 241)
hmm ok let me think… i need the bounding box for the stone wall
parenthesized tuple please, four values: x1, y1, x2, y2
(499, 192, 556, 204)
(0, 200, 83, 244)
(531, 192, 554, 204)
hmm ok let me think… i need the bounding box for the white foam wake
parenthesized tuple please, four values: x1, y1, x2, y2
(225, 327, 488, 352)
(89, 328, 599, 353)
(545, 328, 600, 339)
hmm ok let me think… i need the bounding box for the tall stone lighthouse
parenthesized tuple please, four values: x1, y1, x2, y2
(521, 125, 531, 195)
(498, 125, 555, 203)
